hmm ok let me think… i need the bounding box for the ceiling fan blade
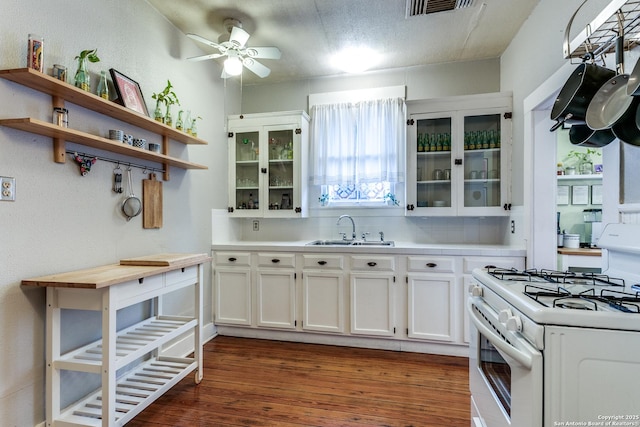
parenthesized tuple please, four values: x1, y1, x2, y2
(242, 58, 271, 78)
(245, 46, 282, 60)
(187, 53, 224, 61)
(186, 33, 222, 49)
(229, 26, 250, 48)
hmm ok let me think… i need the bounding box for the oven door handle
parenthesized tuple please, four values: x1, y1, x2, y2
(467, 298, 533, 369)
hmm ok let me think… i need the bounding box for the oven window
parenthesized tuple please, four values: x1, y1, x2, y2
(479, 332, 511, 416)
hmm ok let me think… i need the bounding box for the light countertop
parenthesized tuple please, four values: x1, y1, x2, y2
(212, 241, 526, 257)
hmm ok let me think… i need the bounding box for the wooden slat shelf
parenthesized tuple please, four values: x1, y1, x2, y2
(0, 118, 207, 170)
(0, 68, 208, 180)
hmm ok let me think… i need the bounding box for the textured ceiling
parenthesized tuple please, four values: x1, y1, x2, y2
(147, 0, 541, 84)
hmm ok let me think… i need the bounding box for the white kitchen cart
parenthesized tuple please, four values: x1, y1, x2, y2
(22, 253, 210, 427)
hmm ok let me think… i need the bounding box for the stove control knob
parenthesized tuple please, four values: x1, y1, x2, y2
(506, 315, 523, 333)
(498, 309, 513, 324)
(469, 284, 483, 297)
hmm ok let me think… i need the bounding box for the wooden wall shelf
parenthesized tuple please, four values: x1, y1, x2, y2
(0, 68, 208, 180)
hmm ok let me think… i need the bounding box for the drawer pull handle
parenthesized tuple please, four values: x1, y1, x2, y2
(318, 260, 327, 265)
(484, 264, 496, 269)
(272, 259, 281, 263)
(228, 257, 237, 262)
(367, 262, 377, 267)
(426, 263, 437, 268)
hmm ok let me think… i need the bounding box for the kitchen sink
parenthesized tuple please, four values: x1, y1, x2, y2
(306, 240, 395, 247)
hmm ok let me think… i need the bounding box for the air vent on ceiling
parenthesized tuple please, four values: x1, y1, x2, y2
(406, 0, 475, 17)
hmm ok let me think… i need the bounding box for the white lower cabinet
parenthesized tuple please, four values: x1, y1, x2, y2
(214, 252, 252, 326)
(301, 254, 345, 333)
(349, 255, 396, 337)
(406, 256, 456, 342)
(212, 248, 524, 354)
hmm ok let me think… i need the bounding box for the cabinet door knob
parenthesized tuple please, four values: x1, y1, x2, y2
(271, 259, 281, 263)
(228, 257, 237, 262)
(261, 168, 268, 174)
(317, 260, 327, 265)
(367, 262, 377, 267)
(426, 262, 437, 268)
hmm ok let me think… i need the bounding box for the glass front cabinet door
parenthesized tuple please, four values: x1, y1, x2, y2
(228, 111, 310, 218)
(406, 93, 512, 216)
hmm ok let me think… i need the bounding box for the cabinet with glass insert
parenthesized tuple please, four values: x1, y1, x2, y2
(406, 93, 512, 216)
(227, 111, 309, 218)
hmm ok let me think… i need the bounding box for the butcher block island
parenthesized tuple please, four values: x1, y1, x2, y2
(22, 253, 210, 427)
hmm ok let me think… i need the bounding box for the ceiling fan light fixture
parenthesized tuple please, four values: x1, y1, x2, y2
(332, 47, 380, 74)
(224, 55, 243, 76)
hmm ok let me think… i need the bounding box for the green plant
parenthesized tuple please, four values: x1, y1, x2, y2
(152, 80, 180, 108)
(565, 148, 601, 166)
(384, 193, 400, 206)
(75, 49, 100, 63)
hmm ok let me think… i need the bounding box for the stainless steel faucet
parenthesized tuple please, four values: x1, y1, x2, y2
(337, 215, 356, 240)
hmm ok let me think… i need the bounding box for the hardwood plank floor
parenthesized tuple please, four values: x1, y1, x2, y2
(128, 336, 471, 427)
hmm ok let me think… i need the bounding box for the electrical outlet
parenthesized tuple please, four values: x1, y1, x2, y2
(252, 219, 260, 231)
(0, 176, 15, 201)
(510, 220, 515, 234)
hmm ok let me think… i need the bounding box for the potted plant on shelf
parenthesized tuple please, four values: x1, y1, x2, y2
(74, 49, 100, 92)
(151, 80, 180, 125)
(565, 149, 601, 175)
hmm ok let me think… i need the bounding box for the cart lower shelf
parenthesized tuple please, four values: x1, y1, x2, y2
(56, 356, 198, 426)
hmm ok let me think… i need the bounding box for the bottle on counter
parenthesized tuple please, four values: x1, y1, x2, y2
(247, 193, 254, 209)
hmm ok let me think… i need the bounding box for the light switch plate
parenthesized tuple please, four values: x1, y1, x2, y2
(0, 176, 16, 201)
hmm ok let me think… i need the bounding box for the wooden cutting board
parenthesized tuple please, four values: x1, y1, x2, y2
(120, 253, 210, 267)
(143, 173, 162, 229)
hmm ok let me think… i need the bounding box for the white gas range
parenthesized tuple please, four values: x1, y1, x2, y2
(468, 223, 640, 427)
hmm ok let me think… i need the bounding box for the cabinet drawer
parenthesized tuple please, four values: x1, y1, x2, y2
(463, 256, 524, 273)
(114, 274, 164, 306)
(257, 253, 296, 268)
(302, 254, 344, 270)
(350, 255, 395, 271)
(214, 252, 251, 267)
(166, 265, 198, 287)
(407, 256, 455, 273)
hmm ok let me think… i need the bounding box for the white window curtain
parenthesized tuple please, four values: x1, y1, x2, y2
(310, 97, 406, 185)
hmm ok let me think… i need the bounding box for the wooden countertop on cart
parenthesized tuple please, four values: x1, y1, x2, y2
(557, 247, 602, 256)
(21, 253, 211, 289)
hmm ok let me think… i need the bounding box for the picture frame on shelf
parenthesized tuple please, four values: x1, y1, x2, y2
(571, 185, 589, 205)
(109, 68, 149, 116)
(557, 185, 569, 205)
(591, 184, 603, 205)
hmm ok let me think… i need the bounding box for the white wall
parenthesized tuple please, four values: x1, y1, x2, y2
(0, 1, 235, 425)
(232, 58, 511, 245)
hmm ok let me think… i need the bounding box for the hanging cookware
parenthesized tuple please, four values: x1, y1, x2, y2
(585, 16, 632, 130)
(551, 0, 615, 132)
(121, 167, 142, 221)
(612, 95, 640, 145)
(550, 63, 615, 131)
(569, 124, 615, 147)
(626, 56, 640, 96)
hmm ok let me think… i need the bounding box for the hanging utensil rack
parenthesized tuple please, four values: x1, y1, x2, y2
(565, 0, 640, 61)
(66, 150, 165, 174)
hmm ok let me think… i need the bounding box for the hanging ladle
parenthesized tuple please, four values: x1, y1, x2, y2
(121, 167, 142, 221)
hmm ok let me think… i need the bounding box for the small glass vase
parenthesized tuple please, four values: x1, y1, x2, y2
(190, 119, 198, 137)
(164, 104, 173, 127)
(153, 100, 164, 123)
(176, 110, 184, 131)
(74, 57, 90, 92)
(96, 70, 109, 99)
(579, 161, 593, 175)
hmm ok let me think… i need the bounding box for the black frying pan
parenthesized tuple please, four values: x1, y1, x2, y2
(569, 124, 615, 147)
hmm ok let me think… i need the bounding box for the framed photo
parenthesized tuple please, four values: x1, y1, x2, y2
(109, 68, 149, 116)
(557, 185, 570, 205)
(571, 185, 589, 205)
(591, 184, 603, 205)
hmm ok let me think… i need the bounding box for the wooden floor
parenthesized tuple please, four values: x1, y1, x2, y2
(128, 336, 471, 427)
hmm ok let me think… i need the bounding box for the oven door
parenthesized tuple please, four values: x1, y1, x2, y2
(467, 296, 543, 427)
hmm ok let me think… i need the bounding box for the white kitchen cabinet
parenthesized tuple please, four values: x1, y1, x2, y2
(406, 93, 512, 216)
(349, 255, 396, 337)
(256, 253, 297, 329)
(406, 256, 457, 342)
(22, 254, 209, 427)
(301, 254, 346, 333)
(214, 252, 252, 326)
(227, 111, 309, 218)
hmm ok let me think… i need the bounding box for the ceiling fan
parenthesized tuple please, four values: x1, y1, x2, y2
(187, 18, 281, 79)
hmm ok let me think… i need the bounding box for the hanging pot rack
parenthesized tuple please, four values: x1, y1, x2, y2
(565, 0, 640, 62)
(65, 150, 165, 175)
